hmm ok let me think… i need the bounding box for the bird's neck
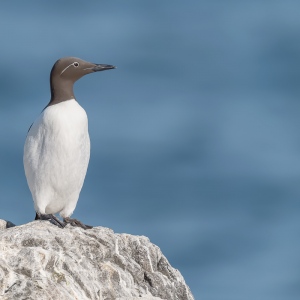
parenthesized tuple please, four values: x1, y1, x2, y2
(48, 77, 76, 107)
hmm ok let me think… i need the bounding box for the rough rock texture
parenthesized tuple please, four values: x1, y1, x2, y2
(0, 220, 194, 300)
(0, 220, 15, 230)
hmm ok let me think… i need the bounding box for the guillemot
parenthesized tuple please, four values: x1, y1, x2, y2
(23, 57, 115, 229)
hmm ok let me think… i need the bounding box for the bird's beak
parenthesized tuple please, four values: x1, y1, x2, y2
(92, 64, 116, 72)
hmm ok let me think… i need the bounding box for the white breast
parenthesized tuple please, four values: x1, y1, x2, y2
(24, 99, 90, 217)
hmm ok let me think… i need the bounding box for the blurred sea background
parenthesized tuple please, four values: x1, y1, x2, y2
(0, 1, 300, 299)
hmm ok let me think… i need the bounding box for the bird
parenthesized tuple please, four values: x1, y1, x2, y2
(23, 57, 115, 229)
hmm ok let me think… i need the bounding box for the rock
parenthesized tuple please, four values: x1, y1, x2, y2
(0, 220, 16, 230)
(0, 220, 194, 300)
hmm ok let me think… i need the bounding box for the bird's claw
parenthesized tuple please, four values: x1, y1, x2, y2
(63, 217, 93, 230)
(35, 213, 65, 228)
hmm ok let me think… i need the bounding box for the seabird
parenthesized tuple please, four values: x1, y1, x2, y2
(23, 57, 115, 229)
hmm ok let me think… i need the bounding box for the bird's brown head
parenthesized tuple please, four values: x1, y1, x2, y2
(49, 57, 115, 106)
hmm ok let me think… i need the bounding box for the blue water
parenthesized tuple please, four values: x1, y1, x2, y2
(1, 1, 300, 299)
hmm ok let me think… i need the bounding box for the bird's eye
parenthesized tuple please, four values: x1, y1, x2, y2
(73, 62, 79, 67)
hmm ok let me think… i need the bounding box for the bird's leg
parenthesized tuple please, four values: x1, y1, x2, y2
(35, 213, 65, 228)
(63, 217, 93, 230)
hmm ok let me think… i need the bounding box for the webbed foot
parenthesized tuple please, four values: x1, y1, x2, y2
(35, 213, 64, 228)
(63, 217, 93, 230)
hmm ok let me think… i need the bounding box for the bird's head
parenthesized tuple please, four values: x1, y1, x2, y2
(48, 57, 116, 105)
(51, 57, 116, 83)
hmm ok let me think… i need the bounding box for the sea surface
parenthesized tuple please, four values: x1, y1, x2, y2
(0, 1, 300, 299)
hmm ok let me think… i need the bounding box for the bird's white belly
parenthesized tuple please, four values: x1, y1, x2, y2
(24, 99, 90, 217)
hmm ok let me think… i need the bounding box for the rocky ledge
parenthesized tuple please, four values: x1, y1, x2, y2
(0, 220, 194, 300)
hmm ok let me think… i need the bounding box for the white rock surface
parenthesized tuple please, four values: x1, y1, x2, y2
(0, 220, 194, 300)
(0, 220, 15, 230)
